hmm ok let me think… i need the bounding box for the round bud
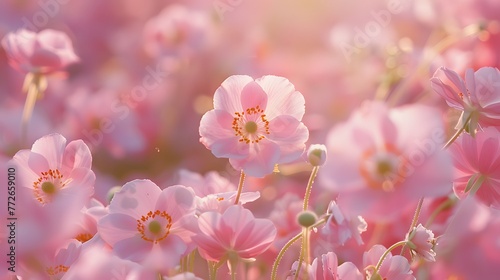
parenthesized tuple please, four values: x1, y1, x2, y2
(307, 144, 327, 166)
(297, 210, 318, 228)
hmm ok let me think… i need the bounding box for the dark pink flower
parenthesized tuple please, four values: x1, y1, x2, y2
(199, 75, 309, 177)
(1, 29, 79, 74)
(449, 127, 500, 208)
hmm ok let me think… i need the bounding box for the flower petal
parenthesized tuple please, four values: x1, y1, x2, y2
(255, 75, 305, 120)
(240, 81, 268, 111)
(109, 179, 162, 219)
(213, 75, 253, 113)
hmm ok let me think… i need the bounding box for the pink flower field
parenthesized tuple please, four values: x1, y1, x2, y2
(1, 1, 500, 279)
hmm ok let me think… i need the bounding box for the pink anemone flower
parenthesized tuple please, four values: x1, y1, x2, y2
(449, 127, 500, 209)
(193, 205, 276, 265)
(1, 29, 79, 74)
(431, 66, 500, 135)
(98, 180, 196, 271)
(199, 75, 309, 177)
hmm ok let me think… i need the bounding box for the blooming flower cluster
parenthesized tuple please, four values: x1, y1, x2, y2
(1, 1, 500, 280)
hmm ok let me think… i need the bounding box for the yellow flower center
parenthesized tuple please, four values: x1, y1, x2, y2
(232, 105, 270, 144)
(33, 169, 70, 205)
(136, 210, 173, 244)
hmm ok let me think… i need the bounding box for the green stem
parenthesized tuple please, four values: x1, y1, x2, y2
(443, 112, 472, 149)
(303, 166, 320, 211)
(293, 228, 306, 280)
(375, 240, 407, 272)
(271, 232, 302, 280)
(271, 218, 327, 280)
(401, 197, 424, 255)
(234, 170, 246, 205)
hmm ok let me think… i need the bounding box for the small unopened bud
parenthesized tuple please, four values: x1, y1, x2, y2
(297, 210, 318, 228)
(307, 144, 327, 166)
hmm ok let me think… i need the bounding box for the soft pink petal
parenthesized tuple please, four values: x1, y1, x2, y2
(255, 75, 305, 120)
(63, 139, 92, 172)
(109, 179, 162, 219)
(338, 262, 363, 280)
(199, 109, 249, 159)
(234, 219, 276, 258)
(158, 234, 188, 263)
(229, 140, 280, 177)
(240, 81, 268, 111)
(31, 133, 67, 170)
(98, 213, 140, 246)
(441, 67, 469, 98)
(155, 185, 195, 222)
(114, 235, 153, 262)
(213, 75, 253, 113)
(268, 116, 309, 163)
(430, 77, 465, 110)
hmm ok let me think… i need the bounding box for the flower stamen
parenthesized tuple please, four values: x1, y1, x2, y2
(136, 210, 173, 244)
(232, 105, 270, 144)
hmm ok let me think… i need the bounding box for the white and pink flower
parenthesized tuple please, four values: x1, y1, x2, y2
(98, 180, 196, 272)
(199, 75, 309, 177)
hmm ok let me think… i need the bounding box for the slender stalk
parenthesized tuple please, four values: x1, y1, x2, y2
(375, 240, 407, 272)
(303, 166, 320, 211)
(401, 197, 424, 255)
(443, 112, 472, 150)
(21, 82, 38, 143)
(271, 218, 327, 280)
(293, 228, 306, 280)
(271, 233, 302, 280)
(234, 170, 246, 204)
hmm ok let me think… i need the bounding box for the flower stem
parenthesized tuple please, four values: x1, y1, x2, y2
(271, 217, 327, 280)
(234, 170, 246, 205)
(293, 228, 307, 280)
(303, 166, 320, 211)
(375, 240, 407, 272)
(401, 197, 424, 255)
(443, 112, 472, 149)
(271, 232, 302, 280)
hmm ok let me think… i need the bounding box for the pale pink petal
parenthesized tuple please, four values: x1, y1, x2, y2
(31, 133, 67, 170)
(256, 75, 305, 120)
(155, 185, 195, 222)
(12, 150, 46, 189)
(234, 219, 276, 258)
(109, 180, 162, 219)
(338, 262, 363, 280)
(441, 67, 469, 98)
(213, 75, 253, 113)
(229, 140, 280, 177)
(320, 252, 338, 280)
(381, 255, 413, 280)
(268, 116, 309, 163)
(158, 234, 188, 265)
(114, 235, 153, 262)
(199, 110, 248, 158)
(240, 81, 268, 111)
(98, 213, 139, 246)
(430, 78, 465, 110)
(63, 139, 92, 171)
